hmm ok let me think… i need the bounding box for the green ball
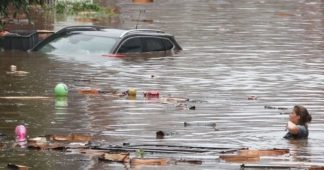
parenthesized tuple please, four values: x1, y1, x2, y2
(54, 83, 68, 96)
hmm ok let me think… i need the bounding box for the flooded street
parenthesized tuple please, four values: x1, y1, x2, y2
(0, 0, 324, 169)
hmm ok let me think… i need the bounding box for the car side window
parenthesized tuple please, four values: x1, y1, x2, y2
(118, 38, 142, 53)
(143, 38, 165, 52)
(161, 39, 174, 50)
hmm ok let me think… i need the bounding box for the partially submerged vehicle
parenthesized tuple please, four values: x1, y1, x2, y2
(31, 25, 182, 57)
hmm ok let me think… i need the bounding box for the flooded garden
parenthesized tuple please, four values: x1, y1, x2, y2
(0, 0, 324, 169)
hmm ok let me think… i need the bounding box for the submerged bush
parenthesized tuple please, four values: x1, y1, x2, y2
(55, 1, 114, 16)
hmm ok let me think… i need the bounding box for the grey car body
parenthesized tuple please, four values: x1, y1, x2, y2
(31, 25, 182, 57)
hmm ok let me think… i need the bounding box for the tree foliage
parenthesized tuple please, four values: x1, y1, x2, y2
(0, 0, 43, 30)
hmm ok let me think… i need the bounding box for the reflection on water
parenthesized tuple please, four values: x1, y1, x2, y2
(0, 0, 324, 169)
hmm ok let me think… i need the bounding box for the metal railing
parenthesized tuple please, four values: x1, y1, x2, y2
(120, 29, 165, 37)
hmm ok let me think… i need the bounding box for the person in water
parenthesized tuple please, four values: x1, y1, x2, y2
(284, 105, 312, 139)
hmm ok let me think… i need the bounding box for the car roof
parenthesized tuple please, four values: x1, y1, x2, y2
(56, 26, 173, 38)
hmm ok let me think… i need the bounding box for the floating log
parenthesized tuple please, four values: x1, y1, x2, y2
(126, 144, 234, 151)
(27, 143, 66, 151)
(240, 163, 295, 169)
(309, 166, 324, 170)
(6, 71, 29, 76)
(176, 159, 202, 165)
(239, 148, 289, 156)
(130, 158, 169, 165)
(248, 96, 257, 100)
(184, 121, 216, 127)
(47, 134, 92, 142)
(7, 163, 29, 170)
(219, 154, 260, 163)
(160, 97, 189, 104)
(264, 105, 288, 110)
(27, 137, 47, 144)
(99, 152, 130, 163)
(0, 96, 52, 100)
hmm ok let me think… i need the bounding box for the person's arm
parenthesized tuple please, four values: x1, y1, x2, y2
(287, 121, 299, 134)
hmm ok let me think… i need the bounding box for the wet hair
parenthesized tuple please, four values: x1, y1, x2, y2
(293, 105, 312, 125)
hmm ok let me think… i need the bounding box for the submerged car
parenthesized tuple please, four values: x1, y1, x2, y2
(31, 25, 182, 57)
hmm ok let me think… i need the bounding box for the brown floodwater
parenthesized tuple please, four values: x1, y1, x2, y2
(0, 0, 324, 169)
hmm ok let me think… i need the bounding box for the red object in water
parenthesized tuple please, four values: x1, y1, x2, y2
(78, 89, 99, 94)
(144, 91, 160, 98)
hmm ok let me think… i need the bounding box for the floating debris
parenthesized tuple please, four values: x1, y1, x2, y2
(219, 154, 260, 163)
(240, 164, 295, 169)
(175, 103, 196, 110)
(264, 105, 288, 110)
(177, 159, 202, 165)
(99, 152, 130, 163)
(130, 158, 169, 165)
(78, 89, 115, 95)
(156, 131, 165, 139)
(160, 97, 189, 104)
(15, 125, 27, 142)
(47, 134, 92, 142)
(219, 148, 289, 163)
(238, 148, 289, 156)
(189, 106, 196, 110)
(6, 65, 29, 76)
(0, 96, 52, 100)
(247, 96, 257, 100)
(143, 91, 160, 98)
(7, 163, 29, 170)
(73, 79, 91, 82)
(184, 122, 216, 127)
(27, 143, 66, 151)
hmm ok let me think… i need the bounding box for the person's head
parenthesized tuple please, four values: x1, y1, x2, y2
(289, 105, 312, 125)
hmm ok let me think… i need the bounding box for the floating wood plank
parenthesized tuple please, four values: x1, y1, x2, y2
(6, 71, 29, 76)
(99, 152, 130, 163)
(127, 144, 235, 150)
(239, 148, 289, 156)
(240, 163, 295, 169)
(219, 155, 260, 163)
(47, 134, 92, 142)
(7, 163, 29, 170)
(0, 96, 52, 100)
(176, 159, 202, 165)
(27, 143, 66, 151)
(27, 137, 47, 144)
(130, 158, 169, 165)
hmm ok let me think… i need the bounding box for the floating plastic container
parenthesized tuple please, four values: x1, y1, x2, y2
(1, 30, 38, 51)
(143, 91, 160, 98)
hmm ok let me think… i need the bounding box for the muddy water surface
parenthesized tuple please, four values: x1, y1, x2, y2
(0, 0, 323, 169)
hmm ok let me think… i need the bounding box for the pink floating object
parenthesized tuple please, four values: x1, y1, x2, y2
(15, 125, 27, 142)
(143, 91, 160, 98)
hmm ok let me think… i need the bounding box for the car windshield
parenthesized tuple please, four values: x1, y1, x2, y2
(38, 33, 117, 56)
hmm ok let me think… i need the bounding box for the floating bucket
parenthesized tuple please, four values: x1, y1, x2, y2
(15, 125, 27, 142)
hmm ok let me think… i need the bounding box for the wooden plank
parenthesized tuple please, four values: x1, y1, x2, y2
(0, 96, 52, 100)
